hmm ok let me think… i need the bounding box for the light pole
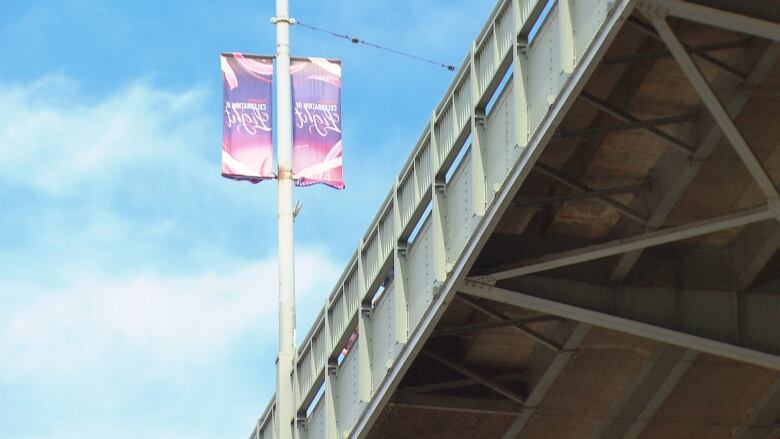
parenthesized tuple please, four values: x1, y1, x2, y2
(273, 0, 295, 437)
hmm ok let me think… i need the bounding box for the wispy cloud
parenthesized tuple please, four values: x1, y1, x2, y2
(0, 246, 340, 378)
(0, 75, 275, 283)
(0, 76, 214, 196)
(0, 75, 342, 438)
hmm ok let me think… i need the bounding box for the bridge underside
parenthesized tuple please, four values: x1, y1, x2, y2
(368, 2, 780, 438)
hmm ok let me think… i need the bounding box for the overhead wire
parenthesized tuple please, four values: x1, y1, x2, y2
(295, 21, 457, 72)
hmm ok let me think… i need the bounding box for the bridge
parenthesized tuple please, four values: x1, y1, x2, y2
(251, 0, 780, 437)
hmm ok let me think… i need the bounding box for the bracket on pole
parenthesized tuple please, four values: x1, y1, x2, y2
(271, 16, 297, 24)
(293, 201, 303, 219)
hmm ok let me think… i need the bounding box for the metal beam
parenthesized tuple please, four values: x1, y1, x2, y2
(389, 392, 522, 416)
(627, 16, 748, 81)
(484, 206, 775, 281)
(421, 350, 526, 404)
(579, 91, 695, 154)
(732, 377, 780, 439)
(398, 373, 525, 394)
(502, 323, 592, 438)
(554, 113, 698, 139)
(609, 43, 780, 282)
(534, 163, 648, 225)
(593, 346, 697, 439)
(603, 37, 751, 66)
(460, 280, 780, 370)
(646, 0, 780, 43)
(457, 294, 563, 351)
(731, 221, 780, 291)
(510, 183, 647, 210)
(432, 314, 560, 338)
(651, 15, 780, 204)
(349, 1, 642, 436)
(480, 274, 780, 359)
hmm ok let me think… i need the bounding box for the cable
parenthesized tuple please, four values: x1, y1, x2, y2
(296, 21, 456, 72)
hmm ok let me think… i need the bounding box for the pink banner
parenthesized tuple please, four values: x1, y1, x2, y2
(292, 58, 344, 189)
(221, 53, 274, 182)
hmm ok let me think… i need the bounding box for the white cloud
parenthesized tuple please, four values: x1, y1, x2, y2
(0, 75, 281, 283)
(0, 74, 346, 438)
(0, 246, 341, 378)
(0, 76, 214, 196)
(0, 76, 345, 380)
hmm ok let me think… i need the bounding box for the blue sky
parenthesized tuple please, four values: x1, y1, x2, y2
(0, 1, 495, 437)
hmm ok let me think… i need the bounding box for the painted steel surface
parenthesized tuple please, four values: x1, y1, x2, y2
(249, 0, 633, 437)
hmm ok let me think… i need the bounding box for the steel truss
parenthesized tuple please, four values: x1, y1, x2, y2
(460, 280, 780, 370)
(249, 1, 780, 438)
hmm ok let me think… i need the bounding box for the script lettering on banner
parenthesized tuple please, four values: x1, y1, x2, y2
(291, 57, 345, 189)
(221, 53, 275, 182)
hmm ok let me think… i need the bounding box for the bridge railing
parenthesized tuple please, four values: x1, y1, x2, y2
(250, 0, 628, 436)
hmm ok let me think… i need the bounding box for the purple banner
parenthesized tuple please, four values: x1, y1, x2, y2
(221, 53, 274, 182)
(292, 57, 344, 189)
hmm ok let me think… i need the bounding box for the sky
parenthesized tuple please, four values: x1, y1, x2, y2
(0, 0, 497, 438)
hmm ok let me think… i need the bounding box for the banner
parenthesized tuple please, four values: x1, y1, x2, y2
(291, 58, 345, 189)
(221, 53, 274, 182)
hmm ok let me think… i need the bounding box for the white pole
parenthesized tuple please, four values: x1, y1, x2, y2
(273, 0, 295, 437)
